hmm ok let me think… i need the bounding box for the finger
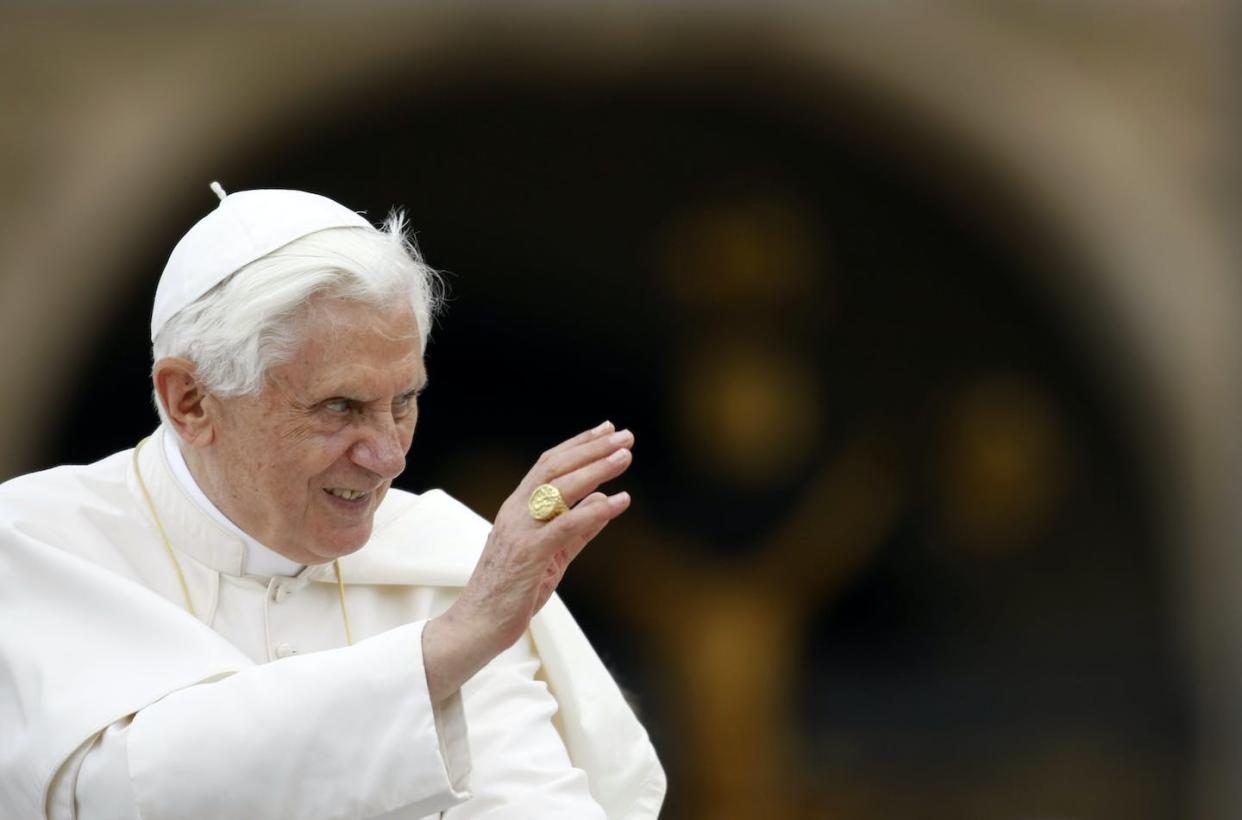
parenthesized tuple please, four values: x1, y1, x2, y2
(542, 491, 630, 560)
(535, 421, 615, 469)
(573, 491, 609, 509)
(530, 428, 635, 489)
(552, 446, 632, 507)
(562, 420, 616, 449)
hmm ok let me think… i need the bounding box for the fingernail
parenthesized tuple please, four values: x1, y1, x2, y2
(608, 429, 631, 445)
(594, 420, 613, 434)
(608, 447, 630, 464)
(608, 491, 631, 508)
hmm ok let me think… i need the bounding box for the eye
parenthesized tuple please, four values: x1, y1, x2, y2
(392, 392, 413, 414)
(324, 398, 351, 414)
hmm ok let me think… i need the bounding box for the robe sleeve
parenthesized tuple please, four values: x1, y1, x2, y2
(53, 621, 472, 820)
(444, 631, 606, 819)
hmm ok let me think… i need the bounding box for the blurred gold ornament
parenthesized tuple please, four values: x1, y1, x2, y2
(934, 375, 1068, 554)
(657, 193, 827, 313)
(676, 341, 823, 485)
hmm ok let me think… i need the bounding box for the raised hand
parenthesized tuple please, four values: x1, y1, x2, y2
(422, 421, 634, 703)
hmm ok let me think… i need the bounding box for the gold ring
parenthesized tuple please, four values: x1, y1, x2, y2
(528, 483, 570, 522)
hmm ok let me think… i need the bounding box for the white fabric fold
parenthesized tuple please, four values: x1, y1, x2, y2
(127, 621, 469, 820)
(337, 494, 667, 819)
(0, 429, 665, 818)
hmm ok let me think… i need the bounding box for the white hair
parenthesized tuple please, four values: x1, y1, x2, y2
(152, 211, 441, 424)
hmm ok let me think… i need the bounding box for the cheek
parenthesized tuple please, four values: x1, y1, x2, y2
(220, 423, 278, 484)
(315, 427, 374, 471)
(254, 422, 350, 489)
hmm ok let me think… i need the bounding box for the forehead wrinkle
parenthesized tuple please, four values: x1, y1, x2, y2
(279, 301, 423, 400)
(312, 360, 425, 402)
(304, 294, 420, 344)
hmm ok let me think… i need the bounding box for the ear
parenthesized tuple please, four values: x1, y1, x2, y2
(152, 358, 214, 447)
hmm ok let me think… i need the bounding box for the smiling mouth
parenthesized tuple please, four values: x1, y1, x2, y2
(325, 488, 370, 502)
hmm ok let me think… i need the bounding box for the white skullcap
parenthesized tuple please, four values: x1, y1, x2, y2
(150, 183, 373, 341)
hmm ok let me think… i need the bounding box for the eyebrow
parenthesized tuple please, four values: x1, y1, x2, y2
(389, 380, 428, 403)
(312, 376, 427, 406)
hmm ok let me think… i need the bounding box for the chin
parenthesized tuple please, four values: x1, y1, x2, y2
(313, 526, 373, 561)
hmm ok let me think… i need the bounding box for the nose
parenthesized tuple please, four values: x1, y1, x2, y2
(347, 411, 408, 481)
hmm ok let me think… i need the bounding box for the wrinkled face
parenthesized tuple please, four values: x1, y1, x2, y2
(202, 297, 425, 564)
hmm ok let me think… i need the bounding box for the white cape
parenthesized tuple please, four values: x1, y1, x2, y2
(0, 441, 665, 817)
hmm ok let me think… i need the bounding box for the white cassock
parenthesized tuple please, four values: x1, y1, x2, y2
(0, 427, 665, 819)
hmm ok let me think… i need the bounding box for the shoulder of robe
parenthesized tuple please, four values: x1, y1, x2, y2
(336, 488, 492, 586)
(0, 448, 141, 558)
(0, 448, 133, 507)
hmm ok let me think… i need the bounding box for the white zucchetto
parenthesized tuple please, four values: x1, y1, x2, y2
(150, 184, 372, 341)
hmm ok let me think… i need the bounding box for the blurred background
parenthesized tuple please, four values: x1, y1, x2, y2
(1, 3, 1238, 818)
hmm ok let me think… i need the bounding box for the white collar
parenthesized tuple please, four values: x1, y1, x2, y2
(161, 428, 305, 578)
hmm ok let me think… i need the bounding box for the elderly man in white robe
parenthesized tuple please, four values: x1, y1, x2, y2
(0, 186, 666, 819)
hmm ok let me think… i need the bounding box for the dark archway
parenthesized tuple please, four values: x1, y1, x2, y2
(49, 65, 1189, 818)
